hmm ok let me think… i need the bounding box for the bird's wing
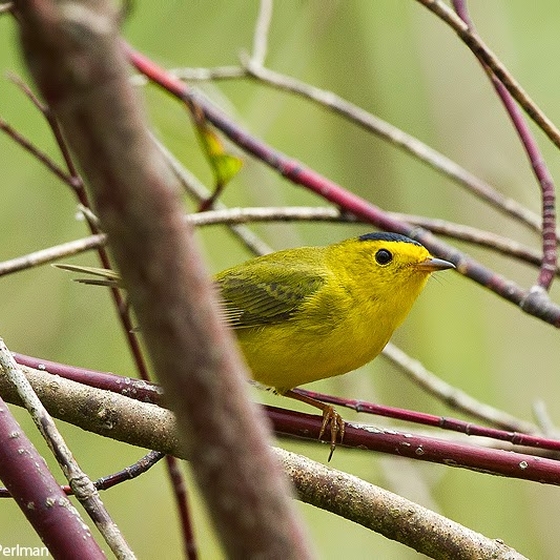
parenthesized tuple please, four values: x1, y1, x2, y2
(216, 263, 325, 329)
(55, 261, 327, 328)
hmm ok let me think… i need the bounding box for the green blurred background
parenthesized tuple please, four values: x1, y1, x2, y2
(1, 1, 560, 558)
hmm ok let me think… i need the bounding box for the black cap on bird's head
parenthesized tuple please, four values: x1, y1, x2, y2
(358, 232, 423, 246)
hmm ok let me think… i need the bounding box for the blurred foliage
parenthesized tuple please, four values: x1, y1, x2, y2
(1, 1, 560, 558)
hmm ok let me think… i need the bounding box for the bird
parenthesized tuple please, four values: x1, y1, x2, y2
(56, 231, 454, 458)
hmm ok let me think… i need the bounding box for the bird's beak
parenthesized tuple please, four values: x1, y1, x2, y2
(415, 257, 455, 272)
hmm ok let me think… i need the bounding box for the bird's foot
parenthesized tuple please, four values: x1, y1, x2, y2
(318, 406, 345, 461)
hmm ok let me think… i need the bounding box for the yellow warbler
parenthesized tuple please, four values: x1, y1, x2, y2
(57, 232, 454, 455)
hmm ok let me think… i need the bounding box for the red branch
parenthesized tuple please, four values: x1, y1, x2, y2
(268, 407, 560, 486)
(14, 353, 560, 486)
(124, 44, 560, 327)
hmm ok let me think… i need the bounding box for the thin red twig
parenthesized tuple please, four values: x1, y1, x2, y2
(293, 389, 557, 452)
(268, 406, 560, 486)
(124, 43, 560, 327)
(14, 353, 560, 483)
(165, 456, 199, 560)
(0, 450, 164, 498)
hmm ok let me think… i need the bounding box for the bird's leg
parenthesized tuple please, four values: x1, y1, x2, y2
(282, 389, 345, 460)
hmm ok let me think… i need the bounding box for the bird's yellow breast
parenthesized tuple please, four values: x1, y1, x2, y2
(230, 238, 434, 390)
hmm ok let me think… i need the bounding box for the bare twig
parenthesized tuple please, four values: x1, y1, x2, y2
(0, 233, 106, 276)
(381, 343, 538, 433)
(0, 116, 72, 183)
(240, 61, 547, 237)
(77, 203, 102, 228)
(0, 451, 165, 498)
(13, 352, 164, 403)
(152, 134, 273, 255)
(532, 400, 556, 437)
(165, 455, 199, 560)
(0, 206, 555, 279)
(7, 72, 48, 111)
(132, 66, 244, 85)
(93, 451, 164, 491)
(7, 73, 86, 193)
(251, 0, 273, 67)
(294, 387, 554, 454)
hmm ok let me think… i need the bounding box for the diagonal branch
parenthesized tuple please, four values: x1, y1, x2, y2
(239, 61, 545, 236)
(126, 45, 560, 327)
(13, 0, 315, 558)
(451, 0, 557, 292)
(0, 362, 535, 559)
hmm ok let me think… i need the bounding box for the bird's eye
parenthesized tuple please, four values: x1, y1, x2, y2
(375, 249, 393, 265)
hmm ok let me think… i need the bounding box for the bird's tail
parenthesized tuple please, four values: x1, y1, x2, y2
(53, 264, 122, 287)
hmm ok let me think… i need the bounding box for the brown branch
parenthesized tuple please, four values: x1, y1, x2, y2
(0, 363, 530, 559)
(11, 57, 195, 557)
(12, 0, 315, 558)
(282, 450, 526, 560)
